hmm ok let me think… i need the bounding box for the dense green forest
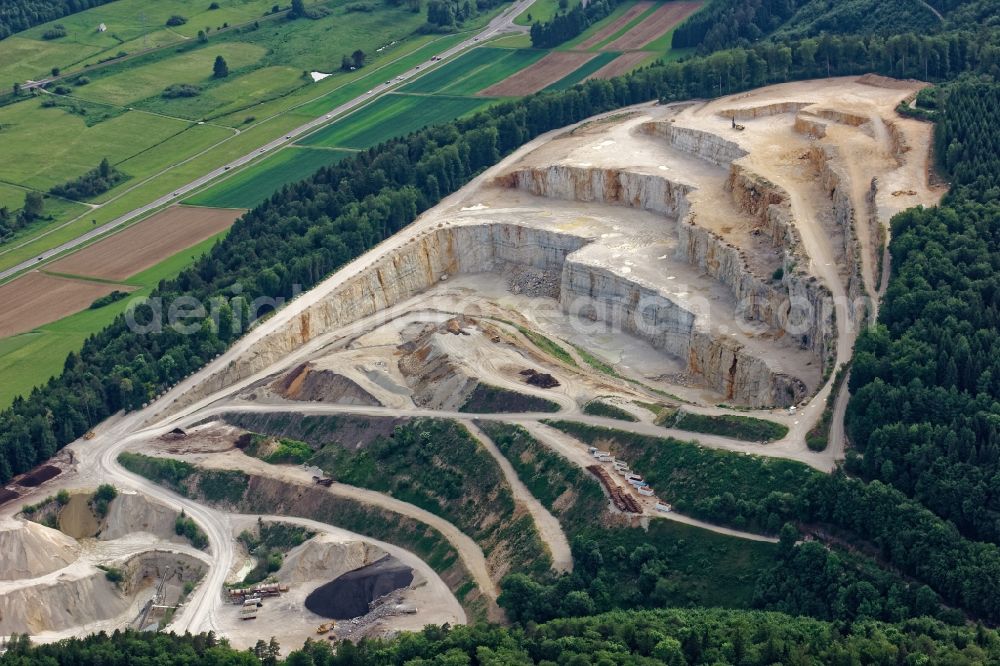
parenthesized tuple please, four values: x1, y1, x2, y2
(544, 421, 1000, 623)
(670, 0, 992, 52)
(847, 80, 1000, 546)
(0, 0, 116, 41)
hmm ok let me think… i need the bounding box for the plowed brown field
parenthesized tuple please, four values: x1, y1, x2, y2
(479, 52, 597, 96)
(50, 205, 243, 281)
(586, 51, 651, 79)
(0, 272, 134, 337)
(577, 2, 653, 49)
(603, 1, 702, 51)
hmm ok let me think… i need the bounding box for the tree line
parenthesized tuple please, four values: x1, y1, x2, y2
(0, 0, 116, 41)
(2, 608, 998, 665)
(528, 0, 624, 48)
(49, 157, 125, 201)
(0, 190, 45, 243)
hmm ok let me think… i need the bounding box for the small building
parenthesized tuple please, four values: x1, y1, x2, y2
(638, 486, 654, 497)
(655, 502, 672, 512)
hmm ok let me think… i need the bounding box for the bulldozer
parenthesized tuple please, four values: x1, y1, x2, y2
(316, 622, 336, 634)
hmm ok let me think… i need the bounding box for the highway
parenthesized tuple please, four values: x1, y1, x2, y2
(0, 0, 533, 284)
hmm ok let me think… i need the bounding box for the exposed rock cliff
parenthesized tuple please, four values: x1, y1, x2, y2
(560, 261, 806, 405)
(498, 164, 693, 218)
(637, 121, 748, 167)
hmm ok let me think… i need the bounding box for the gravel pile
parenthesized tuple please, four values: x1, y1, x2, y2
(504, 264, 561, 298)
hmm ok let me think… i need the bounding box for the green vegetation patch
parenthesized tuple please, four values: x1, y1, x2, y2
(514, 324, 577, 366)
(480, 421, 783, 620)
(186, 146, 352, 208)
(459, 383, 561, 414)
(582, 399, 638, 421)
(297, 93, 489, 149)
(401, 47, 546, 96)
(544, 51, 619, 91)
(662, 410, 788, 443)
(515, 0, 579, 26)
(237, 518, 315, 585)
(72, 42, 267, 107)
(175, 510, 208, 549)
(242, 432, 313, 465)
(117, 451, 247, 503)
(37, 94, 126, 127)
(545, 420, 815, 534)
(0, 100, 192, 191)
(311, 417, 552, 577)
(118, 452, 194, 494)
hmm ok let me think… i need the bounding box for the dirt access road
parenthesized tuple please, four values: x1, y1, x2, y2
(462, 420, 573, 572)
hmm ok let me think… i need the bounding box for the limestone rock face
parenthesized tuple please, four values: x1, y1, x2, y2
(500, 165, 692, 218)
(180, 166, 814, 409)
(183, 225, 588, 405)
(638, 121, 748, 167)
(560, 260, 806, 406)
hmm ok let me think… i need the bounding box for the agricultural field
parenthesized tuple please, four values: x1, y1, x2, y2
(297, 93, 490, 150)
(401, 47, 546, 96)
(544, 51, 619, 90)
(514, 0, 581, 25)
(48, 205, 242, 280)
(0, 229, 226, 409)
(73, 42, 269, 107)
(471, 2, 704, 99)
(186, 146, 353, 208)
(0, 272, 130, 338)
(602, 1, 701, 50)
(569, 1, 654, 50)
(0, 99, 208, 192)
(0, 0, 283, 84)
(479, 51, 595, 96)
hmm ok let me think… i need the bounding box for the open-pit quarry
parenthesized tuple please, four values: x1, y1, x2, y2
(0, 75, 942, 652)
